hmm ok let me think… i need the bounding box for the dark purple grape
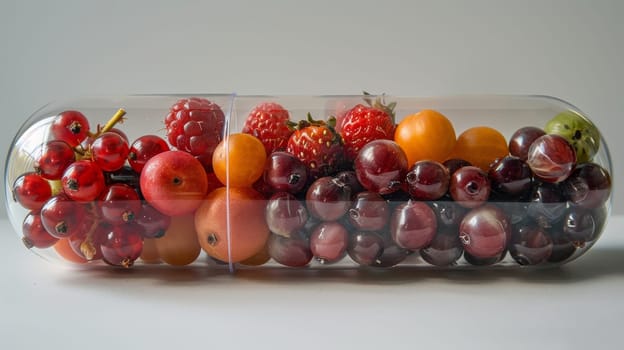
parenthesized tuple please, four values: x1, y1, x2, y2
(562, 163, 611, 209)
(546, 229, 576, 263)
(371, 233, 411, 268)
(464, 250, 506, 266)
(526, 134, 576, 183)
(266, 192, 308, 238)
(449, 166, 491, 208)
(430, 200, 468, 227)
(305, 176, 351, 221)
(508, 126, 546, 161)
(136, 203, 171, 238)
(354, 140, 408, 195)
(509, 224, 553, 265)
(334, 170, 364, 196)
(488, 156, 533, 198)
(390, 200, 437, 250)
(309, 221, 349, 264)
(443, 158, 472, 175)
(405, 160, 450, 200)
(527, 182, 567, 228)
(492, 201, 529, 226)
(348, 191, 390, 231)
(420, 228, 463, 266)
(104, 166, 142, 199)
(459, 205, 510, 259)
(561, 207, 597, 244)
(348, 231, 384, 266)
(267, 231, 312, 267)
(264, 151, 308, 194)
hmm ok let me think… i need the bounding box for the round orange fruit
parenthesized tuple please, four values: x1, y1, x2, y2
(195, 187, 270, 263)
(394, 109, 456, 166)
(155, 214, 201, 266)
(450, 126, 508, 171)
(212, 133, 267, 188)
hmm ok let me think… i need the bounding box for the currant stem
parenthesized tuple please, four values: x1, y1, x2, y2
(99, 108, 126, 135)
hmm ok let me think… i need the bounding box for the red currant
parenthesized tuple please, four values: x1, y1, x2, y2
(22, 211, 59, 248)
(101, 224, 144, 268)
(12, 172, 52, 211)
(51, 110, 91, 147)
(62, 160, 106, 202)
(98, 184, 141, 224)
(91, 132, 129, 172)
(127, 135, 170, 173)
(69, 223, 110, 261)
(40, 195, 89, 238)
(35, 140, 76, 180)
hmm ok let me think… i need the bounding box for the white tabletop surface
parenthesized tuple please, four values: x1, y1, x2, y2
(1, 215, 623, 350)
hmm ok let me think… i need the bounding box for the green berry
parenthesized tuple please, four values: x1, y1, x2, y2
(544, 111, 600, 163)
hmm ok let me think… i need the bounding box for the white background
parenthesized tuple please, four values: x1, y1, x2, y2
(1, 1, 623, 349)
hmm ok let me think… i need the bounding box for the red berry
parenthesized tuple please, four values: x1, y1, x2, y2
(165, 97, 225, 158)
(12, 172, 52, 211)
(91, 132, 130, 172)
(35, 140, 76, 180)
(69, 223, 110, 261)
(340, 100, 395, 161)
(101, 224, 144, 268)
(242, 102, 292, 154)
(50, 110, 91, 147)
(62, 160, 106, 202)
(40, 195, 89, 238)
(127, 135, 170, 173)
(22, 211, 59, 249)
(135, 203, 171, 238)
(286, 114, 344, 179)
(98, 184, 142, 224)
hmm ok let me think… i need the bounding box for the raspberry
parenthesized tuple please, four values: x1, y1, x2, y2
(242, 102, 292, 154)
(164, 97, 225, 158)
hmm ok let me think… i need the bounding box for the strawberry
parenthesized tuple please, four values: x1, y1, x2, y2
(242, 102, 292, 154)
(286, 114, 345, 179)
(339, 93, 396, 161)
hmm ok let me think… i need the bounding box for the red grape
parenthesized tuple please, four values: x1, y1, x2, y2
(265, 192, 308, 238)
(508, 126, 546, 161)
(406, 160, 450, 200)
(562, 162, 611, 209)
(347, 232, 384, 266)
(449, 166, 491, 208)
(488, 156, 533, 198)
(509, 224, 553, 265)
(348, 191, 390, 231)
(267, 231, 312, 267)
(309, 221, 349, 264)
(527, 182, 567, 228)
(135, 203, 171, 239)
(390, 201, 437, 250)
(354, 140, 408, 195)
(420, 227, 463, 266)
(263, 151, 308, 194)
(443, 158, 472, 176)
(527, 134, 576, 183)
(305, 176, 351, 221)
(459, 205, 510, 259)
